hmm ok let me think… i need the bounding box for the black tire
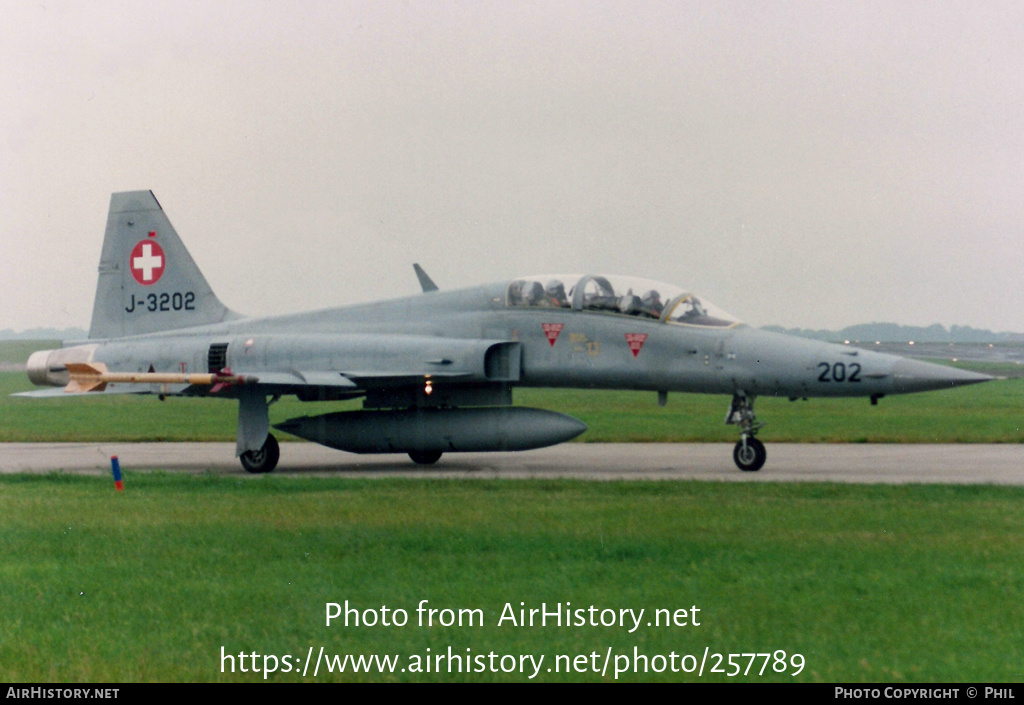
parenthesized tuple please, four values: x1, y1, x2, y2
(408, 450, 443, 465)
(733, 437, 766, 472)
(240, 433, 280, 473)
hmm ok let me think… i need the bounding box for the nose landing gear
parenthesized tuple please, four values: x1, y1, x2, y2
(733, 435, 766, 472)
(726, 393, 766, 472)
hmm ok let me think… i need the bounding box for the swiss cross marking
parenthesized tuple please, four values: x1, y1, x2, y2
(542, 323, 564, 347)
(130, 239, 165, 285)
(625, 333, 648, 357)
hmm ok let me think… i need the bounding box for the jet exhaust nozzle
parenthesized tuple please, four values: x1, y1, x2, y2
(275, 407, 587, 454)
(26, 345, 100, 387)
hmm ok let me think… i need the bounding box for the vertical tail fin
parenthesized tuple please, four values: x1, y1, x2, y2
(88, 191, 240, 339)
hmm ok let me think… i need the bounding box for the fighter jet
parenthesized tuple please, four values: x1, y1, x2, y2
(20, 191, 992, 473)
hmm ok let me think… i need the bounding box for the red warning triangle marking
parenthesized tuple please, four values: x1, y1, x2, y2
(542, 323, 564, 347)
(625, 333, 648, 357)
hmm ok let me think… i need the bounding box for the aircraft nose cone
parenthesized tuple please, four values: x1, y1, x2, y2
(891, 358, 993, 394)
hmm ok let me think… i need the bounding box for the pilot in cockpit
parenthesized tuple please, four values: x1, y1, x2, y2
(523, 281, 545, 306)
(545, 280, 569, 308)
(507, 280, 525, 306)
(641, 289, 664, 317)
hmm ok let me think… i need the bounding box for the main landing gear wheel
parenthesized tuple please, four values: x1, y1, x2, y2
(733, 437, 766, 472)
(241, 433, 280, 474)
(408, 450, 443, 465)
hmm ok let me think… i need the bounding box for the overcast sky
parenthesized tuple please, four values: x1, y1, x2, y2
(3, 0, 1022, 333)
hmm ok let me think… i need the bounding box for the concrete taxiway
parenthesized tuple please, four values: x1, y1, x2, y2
(0, 442, 1021, 484)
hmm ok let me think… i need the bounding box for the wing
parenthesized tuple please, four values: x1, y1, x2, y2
(252, 336, 521, 402)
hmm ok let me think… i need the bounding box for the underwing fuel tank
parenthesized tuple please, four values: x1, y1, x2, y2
(274, 407, 587, 454)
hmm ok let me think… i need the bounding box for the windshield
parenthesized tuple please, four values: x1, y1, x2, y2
(505, 274, 741, 328)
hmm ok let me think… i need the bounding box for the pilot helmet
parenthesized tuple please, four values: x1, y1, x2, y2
(524, 281, 544, 305)
(545, 280, 566, 298)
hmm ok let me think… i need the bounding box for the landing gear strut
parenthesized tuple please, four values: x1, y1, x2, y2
(726, 393, 766, 472)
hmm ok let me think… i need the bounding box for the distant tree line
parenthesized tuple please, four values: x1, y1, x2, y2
(0, 327, 89, 341)
(760, 323, 1024, 344)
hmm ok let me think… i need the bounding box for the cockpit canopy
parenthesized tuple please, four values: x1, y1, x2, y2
(506, 274, 741, 328)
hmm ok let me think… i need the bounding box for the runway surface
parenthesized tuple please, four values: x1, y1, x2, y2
(1, 442, 1022, 484)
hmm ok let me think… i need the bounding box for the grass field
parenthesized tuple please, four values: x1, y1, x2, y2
(1, 475, 1022, 683)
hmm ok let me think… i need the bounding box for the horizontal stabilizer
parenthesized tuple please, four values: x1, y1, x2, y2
(12, 387, 152, 398)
